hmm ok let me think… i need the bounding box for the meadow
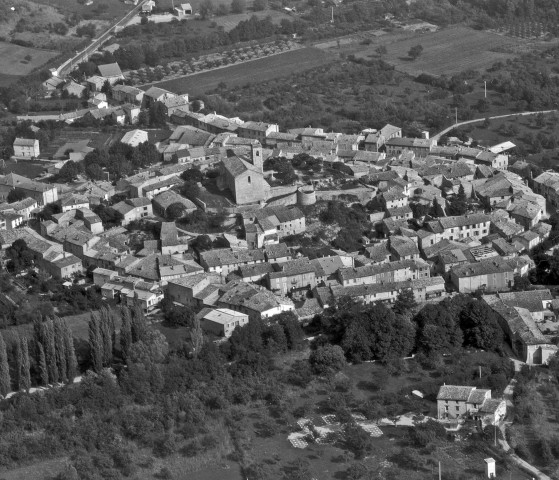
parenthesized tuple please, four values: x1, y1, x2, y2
(335, 26, 523, 77)
(214, 9, 292, 31)
(0, 41, 59, 77)
(148, 47, 336, 95)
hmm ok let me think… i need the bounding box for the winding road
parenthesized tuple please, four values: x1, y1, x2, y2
(432, 109, 558, 141)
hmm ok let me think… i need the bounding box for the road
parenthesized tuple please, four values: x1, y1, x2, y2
(497, 377, 552, 480)
(56, 0, 148, 77)
(432, 109, 558, 141)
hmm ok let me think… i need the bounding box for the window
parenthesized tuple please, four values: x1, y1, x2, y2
(248, 176, 251, 184)
(456, 406, 460, 411)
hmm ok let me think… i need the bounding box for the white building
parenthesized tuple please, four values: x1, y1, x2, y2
(13, 138, 40, 158)
(121, 129, 149, 147)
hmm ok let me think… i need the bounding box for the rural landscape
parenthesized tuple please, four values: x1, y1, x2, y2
(1, 0, 559, 479)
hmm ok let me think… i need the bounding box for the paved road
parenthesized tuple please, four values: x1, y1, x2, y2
(432, 109, 558, 141)
(57, 0, 148, 77)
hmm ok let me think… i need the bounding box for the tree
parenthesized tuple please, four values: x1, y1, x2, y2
(199, 0, 214, 19)
(188, 316, 204, 359)
(309, 344, 346, 376)
(166, 202, 187, 220)
(459, 301, 503, 351)
(120, 307, 133, 360)
(54, 317, 68, 383)
(393, 288, 418, 316)
(231, 0, 245, 13)
(415, 304, 463, 354)
(0, 334, 11, 395)
(19, 336, 31, 391)
(253, 0, 267, 10)
(447, 184, 468, 216)
(343, 423, 372, 459)
(88, 314, 103, 373)
(408, 44, 423, 60)
(131, 304, 147, 343)
(42, 319, 59, 384)
(57, 160, 83, 182)
(63, 321, 78, 383)
(376, 45, 387, 57)
(38, 342, 49, 386)
(76, 23, 96, 37)
(7, 189, 27, 203)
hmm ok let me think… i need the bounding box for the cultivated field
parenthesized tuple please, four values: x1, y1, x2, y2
(0, 41, 59, 76)
(148, 47, 336, 95)
(336, 26, 523, 76)
(214, 9, 292, 31)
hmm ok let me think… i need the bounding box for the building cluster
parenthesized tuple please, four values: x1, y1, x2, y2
(5, 62, 559, 362)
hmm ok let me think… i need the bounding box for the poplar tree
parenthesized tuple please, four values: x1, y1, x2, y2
(63, 321, 78, 383)
(88, 313, 103, 373)
(42, 320, 58, 384)
(120, 307, 133, 361)
(19, 337, 31, 392)
(100, 307, 113, 366)
(189, 316, 204, 359)
(131, 304, 146, 343)
(0, 333, 11, 396)
(53, 317, 67, 383)
(38, 342, 49, 386)
(14, 333, 22, 390)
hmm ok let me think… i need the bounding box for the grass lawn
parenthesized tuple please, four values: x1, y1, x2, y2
(0, 41, 59, 77)
(0, 160, 50, 179)
(146, 47, 336, 96)
(338, 26, 523, 77)
(0, 457, 68, 480)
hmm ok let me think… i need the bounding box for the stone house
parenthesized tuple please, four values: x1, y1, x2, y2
(13, 138, 40, 158)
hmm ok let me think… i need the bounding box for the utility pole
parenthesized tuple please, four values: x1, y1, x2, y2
(484, 80, 487, 99)
(479, 365, 482, 379)
(438, 462, 441, 480)
(455, 107, 458, 125)
(331, 6, 334, 23)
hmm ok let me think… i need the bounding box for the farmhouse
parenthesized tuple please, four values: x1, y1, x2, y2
(97, 63, 125, 85)
(13, 138, 40, 158)
(437, 385, 506, 426)
(197, 307, 248, 338)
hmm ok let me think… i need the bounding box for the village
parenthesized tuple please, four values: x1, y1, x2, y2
(1, 55, 559, 479)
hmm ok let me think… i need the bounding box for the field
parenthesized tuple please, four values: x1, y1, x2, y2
(147, 47, 336, 95)
(31, 0, 133, 20)
(0, 159, 49, 179)
(0, 41, 59, 77)
(335, 26, 523, 77)
(214, 9, 292, 31)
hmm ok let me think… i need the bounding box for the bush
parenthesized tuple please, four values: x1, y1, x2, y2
(309, 345, 346, 376)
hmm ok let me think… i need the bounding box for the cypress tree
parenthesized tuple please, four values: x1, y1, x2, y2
(19, 337, 31, 392)
(63, 321, 78, 383)
(120, 307, 132, 361)
(88, 313, 103, 373)
(0, 333, 11, 396)
(42, 320, 58, 384)
(14, 333, 22, 390)
(53, 318, 67, 383)
(38, 342, 49, 386)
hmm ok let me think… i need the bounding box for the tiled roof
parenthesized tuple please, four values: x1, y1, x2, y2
(450, 257, 513, 277)
(437, 385, 474, 401)
(201, 248, 266, 268)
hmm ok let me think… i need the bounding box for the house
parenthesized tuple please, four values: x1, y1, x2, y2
(88, 93, 108, 109)
(42, 251, 83, 279)
(217, 281, 295, 321)
(385, 137, 435, 157)
(483, 295, 558, 364)
(152, 191, 197, 218)
(533, 171, 559, 207)
(337, 259, 430, 287)
(363, 124, 402, 152)
(112, 85, 145, 104)
(121, 129, 148, 147)
(418, 213, 491, 249)
(321, 276, 446, 307)
(266, 257, 317, 298)
(243, 206, 305, 248)
(159, 222, 189, 255)
(142, 86, 176, 110)
(388, 235, 420, 261)
(141, 176, 182, 200)
(166, 273, 224, 308)
(436, 385, 506, 426)
(63, 81, 87, 98)
(13, 138, 40, 159)
(199, 248, 266, 276)
(123, 104, 141, 124)
(111, 197, 153, 225)
(512, 230, 540, 251)
(237, 121, 279, 142)
(216, 143, 270, 205)
(197, 307, 248, 338)
(58, 193, 90, 213)
(0, 197, 37, 221)
(159, 96, 189, 117)
(0, 212, 23, 230)
(111, 108, 127, 125)
(0, 174, 58, 205)
(449, 257, 515, 293)
(175, 2, 193, 17)
(85, 76, 107, 92)
(97, 63, 125, 85)
(101, 275, 164, 311)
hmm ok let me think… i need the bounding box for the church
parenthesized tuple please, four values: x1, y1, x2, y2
(217, 142, 270, 205)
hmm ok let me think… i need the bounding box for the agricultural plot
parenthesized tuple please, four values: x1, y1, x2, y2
(31, 0, 133, 19)
(126, 40, 299, 85)
(214, 9, 292, 31)
(346, 26, 523, 76)
(0, 41, 59, 76)
(147, 46, 336, 95)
